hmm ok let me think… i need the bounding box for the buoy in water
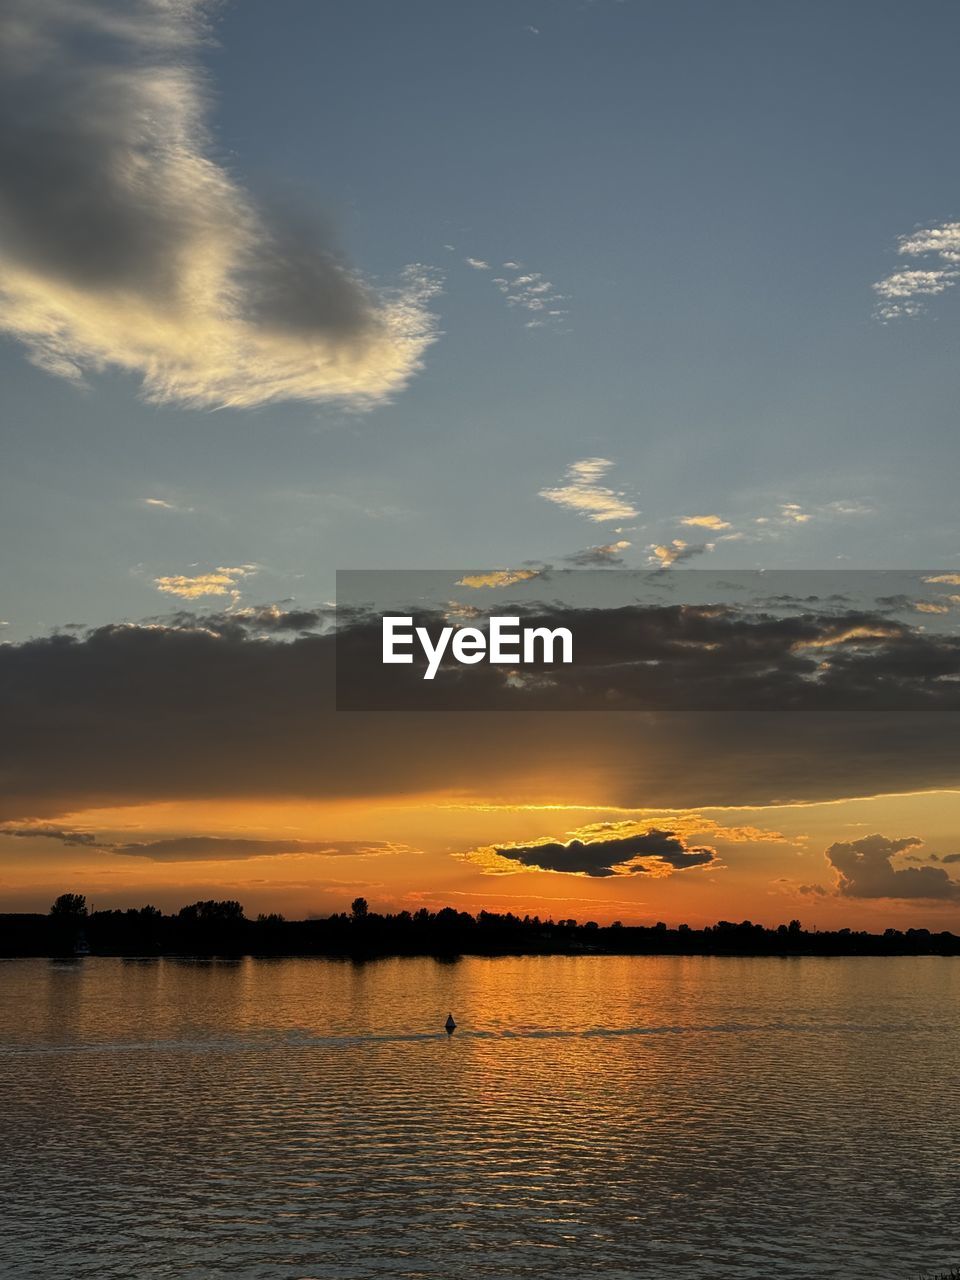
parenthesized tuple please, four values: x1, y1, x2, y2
(444, 1013, 456, 1034)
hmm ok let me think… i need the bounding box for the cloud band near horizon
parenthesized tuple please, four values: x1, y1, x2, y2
(0, 607, 958, 826)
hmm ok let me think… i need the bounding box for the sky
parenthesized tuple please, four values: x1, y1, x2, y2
(1, 0, 959, 926)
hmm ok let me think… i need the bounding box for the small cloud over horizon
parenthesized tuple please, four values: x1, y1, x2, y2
(647, 539, 714, 567)
(540, 458, 639, 523)
(154, 564, 257, 601)
(680, 514, 731, 530)
(564, 540, 631, 567)
(456, 569, 542, 589)
(465, 825, 718, 878)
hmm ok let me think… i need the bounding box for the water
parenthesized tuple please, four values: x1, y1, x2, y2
(1, 954, 958, 1279)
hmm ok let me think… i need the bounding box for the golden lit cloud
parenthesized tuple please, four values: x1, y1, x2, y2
(680, 514, 731, 530)
(916, 601, 951, 614)
(790, 624, 899, 651)
(647, 539, 714, 566)
(456, 570, 541, 589)
(539, 458, 639, 523)
(0, 0, 438, 409)
(154, 565, 255, 600)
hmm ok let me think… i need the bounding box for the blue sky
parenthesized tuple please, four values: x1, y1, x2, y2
(2, 0, 960, 641)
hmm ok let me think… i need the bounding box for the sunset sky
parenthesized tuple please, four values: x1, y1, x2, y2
(2, 0, 959, 927)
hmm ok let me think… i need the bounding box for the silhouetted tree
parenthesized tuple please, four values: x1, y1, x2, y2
(3, 895, 960, 958)
(174, 899, 247, 954)
(47, 893, 89, 954)
(50, 893, 87, 919)
(178, 899, 245, 924)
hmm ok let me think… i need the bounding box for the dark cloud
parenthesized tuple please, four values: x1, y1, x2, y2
(152, 604, 333, 639)
(338, 600, 960, 712)
(1, 613, 959, 825)
(648, 541, 713, 567)
(564, 543, 630, 567)
(0, 826, 403, 863)
(0, 825, 98, 847)
(240, 195, 377, 339)
(826, 835, 960, 901)
(107, 837, 400, 862)
(493, 828, 716, 877)
(669, 542, 711, 564)
(762, 594, 853, 606)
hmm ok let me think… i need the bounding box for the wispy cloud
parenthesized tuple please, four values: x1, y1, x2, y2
(647, 539, 713, 567)
(0, 823, 408, 863)
(824, 499, 874, 517)
(0, 823, 98, 847)
(0, 0, 439, 408)
(540, 458, 639, 523)
(750, 499, 868, 535)
(490, 263, 570, 330)
(451, 251, 569, 329)
(565, 540, 631, 567)
(873, 221, 960, 319)
(779, 503, 812, 524)
(142, 496, 193, 513)
(154, 564, 256, 601)
(641, 494, 873, 560)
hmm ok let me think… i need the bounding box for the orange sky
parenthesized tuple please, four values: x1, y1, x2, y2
(4, 788, 960, 931)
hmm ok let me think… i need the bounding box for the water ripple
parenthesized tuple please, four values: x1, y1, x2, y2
(2, 954, 958, 1279)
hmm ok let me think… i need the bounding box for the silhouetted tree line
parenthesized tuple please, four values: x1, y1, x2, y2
(1, 893, 960, 958)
